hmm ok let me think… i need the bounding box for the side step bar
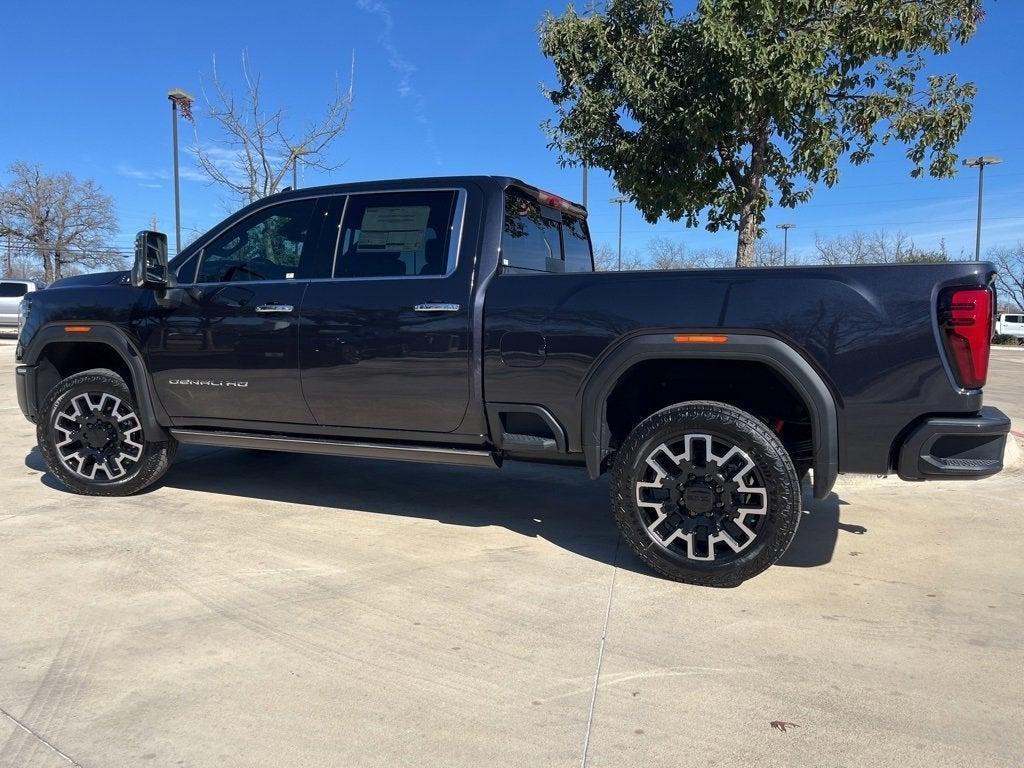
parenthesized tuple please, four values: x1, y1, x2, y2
(170, 429, 500, 469)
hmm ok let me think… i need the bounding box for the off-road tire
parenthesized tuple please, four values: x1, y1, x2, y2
(38, 368, 177, 496)
(610, 400, 801, 587)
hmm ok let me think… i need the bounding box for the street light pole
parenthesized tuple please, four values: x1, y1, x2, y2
(611, 194, 628, 270)
(963, 155, 1003, 261)
(167, 89, 194, 255)
(776, 223, 796, 266)
(581, 162, 589, 209)
(290, 146, 308, 191)
(169, 98, 181, 254)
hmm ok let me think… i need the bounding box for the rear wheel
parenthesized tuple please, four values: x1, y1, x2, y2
(38, 368, 176, 496)
(610, 401, 801, 587)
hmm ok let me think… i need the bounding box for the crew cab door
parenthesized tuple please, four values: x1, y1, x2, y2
(146, 197, 333, 424)
(298, 188, 473, 432)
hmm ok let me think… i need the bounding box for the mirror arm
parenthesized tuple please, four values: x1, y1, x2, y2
(155, 286, 185, 309)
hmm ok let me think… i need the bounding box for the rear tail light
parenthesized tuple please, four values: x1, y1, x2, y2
(939, 286, 993, 389)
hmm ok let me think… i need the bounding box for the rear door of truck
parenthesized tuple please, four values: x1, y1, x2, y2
(298, 185, 476, 433)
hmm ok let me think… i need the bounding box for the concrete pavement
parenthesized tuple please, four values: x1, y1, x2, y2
(0, 340, 1021, 768)
(988, 345, 1024, 431)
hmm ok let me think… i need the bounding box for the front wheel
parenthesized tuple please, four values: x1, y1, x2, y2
(610, 401, 801, 587)
(38, 368, 177, 496)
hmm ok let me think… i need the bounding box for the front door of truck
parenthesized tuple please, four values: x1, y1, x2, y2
(146, 196, 333, 425)
(298, 188, 474, 433)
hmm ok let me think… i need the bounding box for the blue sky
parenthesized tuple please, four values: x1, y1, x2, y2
(2, 0, 1022, 262)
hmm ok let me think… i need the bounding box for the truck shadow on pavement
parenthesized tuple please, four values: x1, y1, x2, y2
(26, 445, 863, 577)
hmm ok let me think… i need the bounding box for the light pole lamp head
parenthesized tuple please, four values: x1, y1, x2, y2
(168, 89, 195, 121)
(775, 223, 796, 230)
(610, 195, 630, 204)
(964, 156, 1003, 168)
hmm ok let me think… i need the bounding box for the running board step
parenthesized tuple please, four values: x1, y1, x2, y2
(170, 429, 500, 469)
(501, 432, 558, 452)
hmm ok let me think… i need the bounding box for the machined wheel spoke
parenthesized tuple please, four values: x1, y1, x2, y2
(53, 390, 144, 482)
(636, 433, 769, 563)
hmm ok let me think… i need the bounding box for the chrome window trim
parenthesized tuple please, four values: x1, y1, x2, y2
(181, 187, 467, 287)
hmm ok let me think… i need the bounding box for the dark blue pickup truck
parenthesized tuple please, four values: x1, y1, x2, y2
(14, 176, 1010, 585)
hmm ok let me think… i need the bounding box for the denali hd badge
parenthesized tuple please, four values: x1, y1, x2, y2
(168, 379, 249, 387)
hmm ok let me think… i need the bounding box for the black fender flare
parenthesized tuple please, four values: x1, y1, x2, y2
(22, 322, 170, 442)
(579, 333, 839, 499)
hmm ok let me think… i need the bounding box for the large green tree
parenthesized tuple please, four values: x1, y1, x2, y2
(540, 0, 982, 267)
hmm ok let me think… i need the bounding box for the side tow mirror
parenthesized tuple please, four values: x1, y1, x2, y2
(132, 230, 172, 289)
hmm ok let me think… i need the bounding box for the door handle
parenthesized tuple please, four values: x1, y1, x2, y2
(414, 303, 461, 313)
(255, 303, 294, 314)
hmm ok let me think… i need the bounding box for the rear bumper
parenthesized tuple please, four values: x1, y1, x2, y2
(897, 407, 1011, 481)
(15, 364, 37, 423)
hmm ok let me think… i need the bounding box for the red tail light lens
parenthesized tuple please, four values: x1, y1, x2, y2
(939, 287, 993, 389)
(536, 190, 587, 216)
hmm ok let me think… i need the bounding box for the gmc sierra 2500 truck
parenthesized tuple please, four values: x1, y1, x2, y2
(14, 176, 1011, 585)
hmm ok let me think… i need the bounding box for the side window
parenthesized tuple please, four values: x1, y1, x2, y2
(562, 216, 594, 273)
(195, 199, 317, 283)
(501, 191, 563, 273)
(0, 282, 29, 298)
(172, 251, 199, 284)
(334, 190, 458, 278)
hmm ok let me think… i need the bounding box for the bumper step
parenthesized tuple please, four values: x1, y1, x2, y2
(897, 407, 1011, 481)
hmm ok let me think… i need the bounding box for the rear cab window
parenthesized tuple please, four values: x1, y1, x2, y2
(501, 188, 593, 274)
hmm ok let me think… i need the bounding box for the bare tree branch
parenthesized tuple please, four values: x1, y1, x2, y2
(193, 50, 355, 204)
(991, 243, 1024, 311)
(813, 229, 950, 265)
(0, 162, 120, 283)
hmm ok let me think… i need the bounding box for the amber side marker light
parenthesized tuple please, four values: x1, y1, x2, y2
(673, 334, 729, 344)
(64, 326, 92, 333)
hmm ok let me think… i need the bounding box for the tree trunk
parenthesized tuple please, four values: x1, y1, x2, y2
(734, 121, 769, 269)
(736, 203, 757, 268)
(41, 251, 54, 284)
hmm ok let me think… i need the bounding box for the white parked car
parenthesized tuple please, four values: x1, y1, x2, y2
(0, 280, 38, 330)
(996, 312, 1024, 343)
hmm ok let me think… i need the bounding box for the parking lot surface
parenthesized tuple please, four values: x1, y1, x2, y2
(1, 336, 1021, 768)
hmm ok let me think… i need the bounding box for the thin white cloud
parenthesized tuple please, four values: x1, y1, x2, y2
(178, 166, 210, 182)
(187, 144, 246, 187)
(357, 0, 442, 166)
(116, 163, 165, 181)
(116, 161, 206, 184)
